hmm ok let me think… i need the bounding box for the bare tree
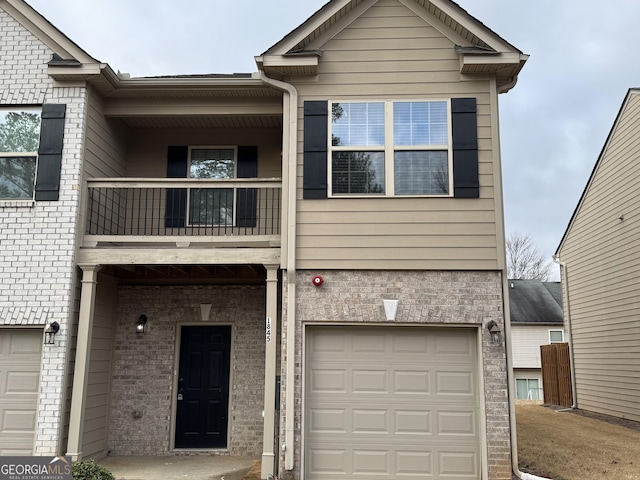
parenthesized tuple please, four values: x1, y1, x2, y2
(506, 232, 553, 280)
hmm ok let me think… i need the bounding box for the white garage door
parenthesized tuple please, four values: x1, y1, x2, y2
(0, 329, 42, 456)
(306, 326, 480, 479)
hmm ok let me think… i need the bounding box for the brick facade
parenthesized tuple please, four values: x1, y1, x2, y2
(278, 270, 512, 480)
(109, 285, 267, 457)
(0, 8, 87, 456)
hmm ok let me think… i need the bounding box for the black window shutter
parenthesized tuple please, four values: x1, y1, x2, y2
(236, 146, 258, 228)
(303, 100, 328, 199)
(34, 104, 66, 201)
(451, 97, 479, 198)
(165, 146, 188, 228)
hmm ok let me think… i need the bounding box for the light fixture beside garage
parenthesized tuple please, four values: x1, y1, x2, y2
(44, 321, 60, 345)
(136, 314, 148, 334)
(487, 320, 502, 345)
(383, 299, 399, 321)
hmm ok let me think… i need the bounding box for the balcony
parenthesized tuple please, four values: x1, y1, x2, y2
(83, 178, 282, 248)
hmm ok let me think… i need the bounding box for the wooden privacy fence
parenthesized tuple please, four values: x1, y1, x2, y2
(541, 342, 573, 407)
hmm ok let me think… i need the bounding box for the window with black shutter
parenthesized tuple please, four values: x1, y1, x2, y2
(302, 98, 479, 199)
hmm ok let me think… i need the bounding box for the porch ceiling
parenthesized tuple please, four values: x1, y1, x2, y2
(117, 115, 282, 129)
(102, 264, 268, 285)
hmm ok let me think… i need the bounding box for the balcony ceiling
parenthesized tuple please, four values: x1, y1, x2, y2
(102, 264, 268, 285)
(118, 115, 283, 129)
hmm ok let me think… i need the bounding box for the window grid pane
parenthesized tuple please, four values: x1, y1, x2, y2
(0, 109, 41, 153)
(331, 102, 385, 147)
(394, 101, 447, 146)
(190, 148, 235, 179)
(0, 156, 36, 199)
(394, 151, 448, 195)
(188, 148, 235, 225)
(332, 151, 385, 194)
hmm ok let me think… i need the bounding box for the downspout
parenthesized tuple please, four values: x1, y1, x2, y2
(258, 70, 298, 472)
(493, 74, 550, 480)
(552, 255, 578, 408)
(503, 276, 552, 480)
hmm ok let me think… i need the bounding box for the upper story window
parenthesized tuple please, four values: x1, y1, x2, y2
(0, 107, 41, 200)
(549, 329, 564, 344)
(188, 147, 236, 225)
(329, 100, 451, 197)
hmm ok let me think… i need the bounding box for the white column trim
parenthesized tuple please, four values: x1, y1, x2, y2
(66, 264, 101, 460)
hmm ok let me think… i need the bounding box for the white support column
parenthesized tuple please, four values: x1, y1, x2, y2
(66, 264, 101, 460)
(261, 265, 279, 479)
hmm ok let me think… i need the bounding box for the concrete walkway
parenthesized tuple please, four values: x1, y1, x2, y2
(99, 455, 259, 480)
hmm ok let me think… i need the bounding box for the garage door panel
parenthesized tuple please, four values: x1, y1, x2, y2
(306, 326, 479, 479)
(0, 330, 41, 456)
(309, 369, 347, 393)
(353, 369, 388, 393)
(439, 450, 478, 477)
(2, 371, 40, 397)
(307, 448, 348, 474)
(394, 370, 430, 394)
(1, 408, 37, 433)
(352, 409, 388, 433)
(395, 409, 432, 434)
(435, 370, 475, 396)
(309, 408, 348, 433)
(437, 410, 477, 436)
(434, 330, 475, 357)
(396, 450, 433, 476)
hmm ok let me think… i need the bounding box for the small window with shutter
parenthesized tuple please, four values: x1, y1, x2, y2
(0, 107, 41, 200)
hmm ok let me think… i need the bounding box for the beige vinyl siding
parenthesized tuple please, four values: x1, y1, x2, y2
(82, 275, 117, 459)
(292, 0, 499, 270)
(510, 325, 555, 369)
(559, 90, 640, 423)
(84, 87, 128, 179)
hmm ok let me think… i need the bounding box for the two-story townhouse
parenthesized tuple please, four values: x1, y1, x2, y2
(0, 0, 528, 479)
(508, 279, 564, 400)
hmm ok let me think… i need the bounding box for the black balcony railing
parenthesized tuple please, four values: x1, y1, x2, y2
(84, 178, 281, 245)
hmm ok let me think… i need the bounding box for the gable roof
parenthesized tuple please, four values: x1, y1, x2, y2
(1, 0, 97, 65)
(508, 279, 563, 324)
(257, 0, 528, 91)
(556, 88, 640, 255)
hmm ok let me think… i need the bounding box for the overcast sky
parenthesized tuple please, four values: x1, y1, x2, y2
(26, 0, 640, 273)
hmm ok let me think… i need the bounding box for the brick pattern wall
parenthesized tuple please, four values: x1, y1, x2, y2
(109, 285, 266, 456)
(278, 270, 512, 480)
(0, 8, 88, 456)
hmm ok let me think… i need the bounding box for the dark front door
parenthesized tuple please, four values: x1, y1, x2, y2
(175, 325, 231, 448)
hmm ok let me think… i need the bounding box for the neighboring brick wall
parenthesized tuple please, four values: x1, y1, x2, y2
(109, 285, 266, 456)
(0, 8, 88, 456)
(278, 270, 511, 480)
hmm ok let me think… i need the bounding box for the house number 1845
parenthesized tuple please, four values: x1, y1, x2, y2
(266, 317, 272, 343)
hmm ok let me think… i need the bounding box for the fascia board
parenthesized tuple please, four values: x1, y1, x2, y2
(3, 0, 97, 65)
(261, 55, 319, 68)
(427, 0, 521, 53)
(264, 0, 352, 55)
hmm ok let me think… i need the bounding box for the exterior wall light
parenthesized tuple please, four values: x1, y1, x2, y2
(383, 299, 399, 321)
(136, 314, 147, 334)
(487, 320, 502, 345)
(44, 321, 60, 345)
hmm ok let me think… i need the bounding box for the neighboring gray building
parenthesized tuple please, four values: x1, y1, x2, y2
(556, 88, 640, 424)
(0, 0, 528, 479)
(508, 279, 564, 400)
